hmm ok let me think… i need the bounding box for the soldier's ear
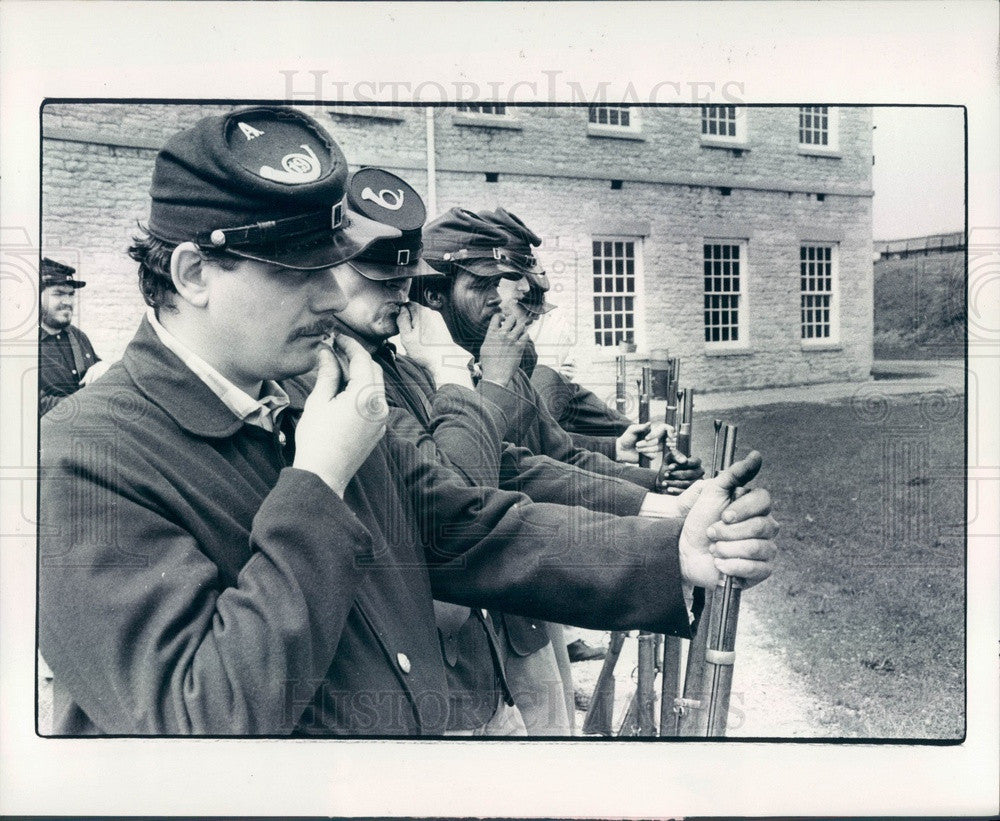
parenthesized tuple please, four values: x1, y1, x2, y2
(420, 283, 446, 311)
(170, 242, 210, 309)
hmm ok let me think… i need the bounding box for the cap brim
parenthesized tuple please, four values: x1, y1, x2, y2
(523, 271, 549, 290)
(520, 297, 557, 316)
(42, 278, 86, 289)
(456, 258, 524, 280)
(226, 211, 402, 272)
(346, 256, 438, 281)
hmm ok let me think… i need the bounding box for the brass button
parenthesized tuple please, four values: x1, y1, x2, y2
(277, 431, 287, 445)
(397, 652, 411, 673)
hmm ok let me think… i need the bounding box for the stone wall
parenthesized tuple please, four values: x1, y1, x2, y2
(41, 103, 873, 393)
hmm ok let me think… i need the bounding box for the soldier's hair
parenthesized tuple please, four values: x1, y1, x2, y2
(128, 227, 238, 315)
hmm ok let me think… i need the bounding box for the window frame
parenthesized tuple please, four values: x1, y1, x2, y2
(797, 106, 841, 155)
(699, 105, 749, 147)
(590, 235, 646, 351)
(799, 242, 841, 348)
(454, 103, 509, 117)
(451, 104, 522, 130)
(586, 106, 643, 139)
(702, 239, 750, 353)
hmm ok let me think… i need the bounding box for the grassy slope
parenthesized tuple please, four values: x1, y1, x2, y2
(692, 393, 965, 738)
(873, 251, 965, 359)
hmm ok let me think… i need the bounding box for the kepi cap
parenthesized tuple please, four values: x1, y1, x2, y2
(41, 258, 85, 289)
(422, 207, 524, 279)
(477, 208, 555, 314)
(344, 168, 436, 280)
(146, 106, 400, 271)
(479, 207, 548, 288)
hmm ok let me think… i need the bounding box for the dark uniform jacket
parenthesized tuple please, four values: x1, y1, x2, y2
(378, 347, 653, 726)
(529, 363, 632, 457)
(378, 347, 662, 727)
(521, 340, 633, 458)
(39, 318, 691, 736)
(39, 324, 99, 415)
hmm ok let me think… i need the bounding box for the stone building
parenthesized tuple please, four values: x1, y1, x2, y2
(42, 103, 874, 397)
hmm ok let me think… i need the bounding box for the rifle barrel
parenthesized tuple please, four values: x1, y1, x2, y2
(615, 354, 628, 416)
(638, 367, 652, 469)
(676, 423, 743, 738)
(676, 388, 694, 458)
(663, 358, 680, 430)
(658, 386, 695, 734)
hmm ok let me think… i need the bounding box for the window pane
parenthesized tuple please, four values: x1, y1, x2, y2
(592, 236, 640, 346)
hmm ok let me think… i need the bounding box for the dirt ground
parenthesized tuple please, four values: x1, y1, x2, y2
(570, 595, 831, 738)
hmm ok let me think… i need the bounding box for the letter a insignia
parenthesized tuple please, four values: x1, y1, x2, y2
(238, 122, 264, 141)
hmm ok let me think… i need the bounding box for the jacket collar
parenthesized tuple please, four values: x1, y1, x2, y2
(122, 316, 305, 439)
(519, 337, 538, 377)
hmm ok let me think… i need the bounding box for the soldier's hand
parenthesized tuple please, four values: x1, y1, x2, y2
(479, 310, 530, 386)
(558, 356, 577, 380)
(677, 451, 778, 589)
(397, 303, 473, 389)
(615, 421, 665, 463)
(293, 336, 388, 498)
(658, 451, 705, 492)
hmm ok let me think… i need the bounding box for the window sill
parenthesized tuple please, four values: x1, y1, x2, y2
(704, 344, 753, 357)
(325, 105, 407, 122)
(801, 341, 843, 352)
(700, 137, 750, 152)
(798, 147, 842, 159)
(452, 114, 523, 130)
(587, 124, 645, 141)
(591, 348, 640, 364)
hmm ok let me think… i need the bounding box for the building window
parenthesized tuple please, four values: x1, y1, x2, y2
(800, 244, 839, 343)
(592, 239, 639, 347)
(589, 106, 631, 127)
(799, 106, 839, 151)
(587, 106, 642, 139)
(701, 106, 736, 137)
(452, 104, 522, 131)
(700, 106, 747, 145)
(455, 103, 507, 116)
(703, 242, 748, 346)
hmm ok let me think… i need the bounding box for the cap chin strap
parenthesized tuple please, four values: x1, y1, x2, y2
(431, 246, 545, 277)
(436, 246, 505, 264)
(501, 248, 539, 270)
(201, 199, 345, 249)
(431, 246, 532, 278)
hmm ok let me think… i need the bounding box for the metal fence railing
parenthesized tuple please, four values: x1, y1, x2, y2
(874, 232, 965, 259)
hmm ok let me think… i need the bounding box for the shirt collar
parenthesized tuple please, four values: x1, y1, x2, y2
(374, 340, 397, 365)
(146, 308, 289, 432)
(40, 325, 66, 340)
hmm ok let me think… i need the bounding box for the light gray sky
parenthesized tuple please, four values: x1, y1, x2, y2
(872, 107, 965, 241)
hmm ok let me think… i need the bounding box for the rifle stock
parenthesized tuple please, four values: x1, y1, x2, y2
(581, 630, 627, 735)
(617, 629, 658, 736)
